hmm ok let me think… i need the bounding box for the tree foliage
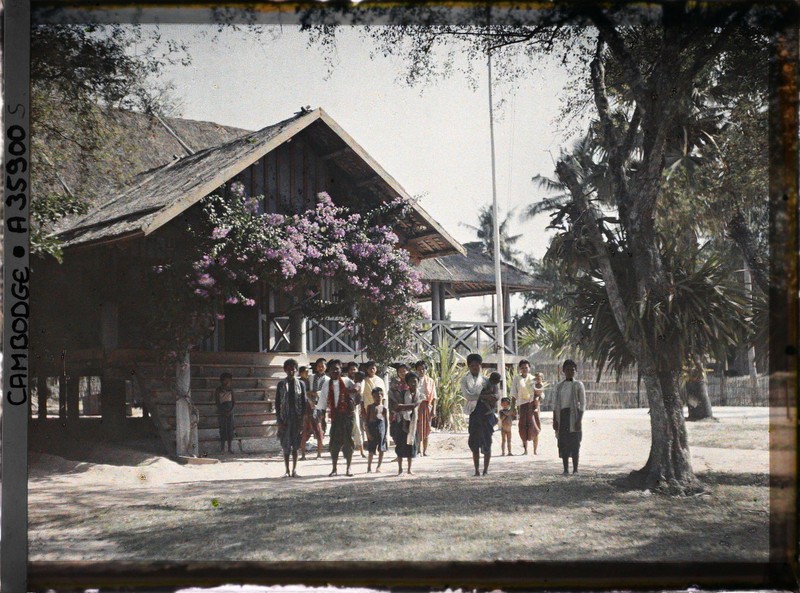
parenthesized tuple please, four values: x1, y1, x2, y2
(461, 204, 523, 266)
(299, 2, 779, 492)
(30, 24, 189, 260)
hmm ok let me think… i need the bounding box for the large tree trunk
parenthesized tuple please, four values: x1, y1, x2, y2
(175, 350, 199, 458)
(686, 357, 714, 421)
(633, 370, 703, 494)
(686, 376, 714, 421)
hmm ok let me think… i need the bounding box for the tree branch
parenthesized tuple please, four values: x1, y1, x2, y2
(681, 7, 751, 94)
(556, 159, 637, 348)
(590, 37, 619, 148)
(588, 9, 650, 107)
(727, 206, 768, 295)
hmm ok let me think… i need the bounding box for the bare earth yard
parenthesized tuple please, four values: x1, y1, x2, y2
(29, 407, 771, 562)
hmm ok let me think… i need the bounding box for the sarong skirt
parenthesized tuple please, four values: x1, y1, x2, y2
(557, 407, 582, 459)
(417, 400, 432, 441)
(393, 418, 418, 458)
(518, 401, 541, 441)
(217, 401, 235, 443)
(366, 419, 388, 454)
(329, 413, 355, 458)
(468, 400, 497, 455)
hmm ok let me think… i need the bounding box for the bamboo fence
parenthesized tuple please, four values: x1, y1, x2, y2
(526, 359, 769, 411)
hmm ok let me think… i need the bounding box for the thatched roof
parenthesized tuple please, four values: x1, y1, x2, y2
(416, 242, 547, 298)
(41, 109, 251, 204)
(54, 108, 465, 259)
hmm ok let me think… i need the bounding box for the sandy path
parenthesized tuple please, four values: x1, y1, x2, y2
(29, 408, 771, 562)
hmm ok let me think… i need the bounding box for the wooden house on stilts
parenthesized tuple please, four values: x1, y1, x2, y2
(31, 107, 543, 456)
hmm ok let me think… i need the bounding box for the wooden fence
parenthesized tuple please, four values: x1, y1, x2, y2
(525, 359, 769, 411)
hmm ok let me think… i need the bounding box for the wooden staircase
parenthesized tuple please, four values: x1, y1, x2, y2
(127, 351, 307, 455)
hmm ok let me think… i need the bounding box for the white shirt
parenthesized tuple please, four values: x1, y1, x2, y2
(362, 375, 386, 401)
(511, 374, 537, 405)
(460, 372, 489, 415)
(315, 376, 356, 411)
(553, 379, 587, 411)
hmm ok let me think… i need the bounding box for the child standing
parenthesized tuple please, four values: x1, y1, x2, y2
(214, 372, 235, 454)
(365, 387, 389, 472)
(300, 389, 324, 460)
(499, 396, 514, 455)
(298, 366, 311, 391)
(275, 359, 306, 478)
(347, 363, 367, 458)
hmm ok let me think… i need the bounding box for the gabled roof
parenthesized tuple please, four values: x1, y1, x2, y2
(55, 108, 465, 259)
(416, 242, 547, 298)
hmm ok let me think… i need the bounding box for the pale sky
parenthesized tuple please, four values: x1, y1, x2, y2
(151, 24, 584, 321)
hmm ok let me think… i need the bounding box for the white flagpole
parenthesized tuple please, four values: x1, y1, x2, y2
(487, 49, 507, 397)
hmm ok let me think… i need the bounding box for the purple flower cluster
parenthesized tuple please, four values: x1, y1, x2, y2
(183, 190, 423, 362)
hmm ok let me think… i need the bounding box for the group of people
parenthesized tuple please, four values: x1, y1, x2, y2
(460, 354, 586, 477)
(213, 354, 586, 478)
(250, 357, 437, 478)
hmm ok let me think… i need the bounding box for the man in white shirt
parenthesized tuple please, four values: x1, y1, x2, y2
(315, 360, 359, 476)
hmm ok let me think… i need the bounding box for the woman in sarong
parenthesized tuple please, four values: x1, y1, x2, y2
(414, 360, 437, 456)
(389, 371, 423, 475)
(510, 360, 541, 455)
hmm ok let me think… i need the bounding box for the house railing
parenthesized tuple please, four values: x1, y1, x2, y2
(412, 319, 518, 356)
(266, 316, 517, 356)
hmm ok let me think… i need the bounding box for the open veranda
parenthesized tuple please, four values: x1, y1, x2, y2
(28, 406, 769, 562)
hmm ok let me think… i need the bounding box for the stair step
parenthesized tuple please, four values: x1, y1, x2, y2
(189, 376, 279, 388)
(157, 402, 275, 416)
(152, 389, 273, 405)
(188, 366, 287, 379)
(162, 413, 277, 430)
(197, 424, 278, 440)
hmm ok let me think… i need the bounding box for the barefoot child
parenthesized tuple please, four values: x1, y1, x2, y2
(213, 372, 235, 454)
(300, 389, 324, 460)
(499, 396, 514, 455)
(366, 387, 389, 472)
(275, 359, 306, 478)
(347, 364, 367, 458)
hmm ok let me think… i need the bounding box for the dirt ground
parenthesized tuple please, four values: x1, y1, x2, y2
(28, 407, 771, 562)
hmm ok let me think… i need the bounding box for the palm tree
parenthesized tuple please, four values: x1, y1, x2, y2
(461, 204, 523, 267)
(518, 305, 575, 378)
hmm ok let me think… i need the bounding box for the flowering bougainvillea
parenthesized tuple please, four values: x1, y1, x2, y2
(152, 185, 426, 364)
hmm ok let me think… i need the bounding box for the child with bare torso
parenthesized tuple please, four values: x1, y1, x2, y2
(365, 387, 389, 472)
(499, 396, 515, 456)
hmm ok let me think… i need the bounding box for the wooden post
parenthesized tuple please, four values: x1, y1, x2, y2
(720, 359, 728, 406)
(289, 310, 306, 353)
(58, 376, 67, 421)
(431, 282, 441, 348)
(503, 288, 514, 353)
(101, 378, 127, 436)
(37, 376, 47, 420)
(66, 375, 80, 432)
